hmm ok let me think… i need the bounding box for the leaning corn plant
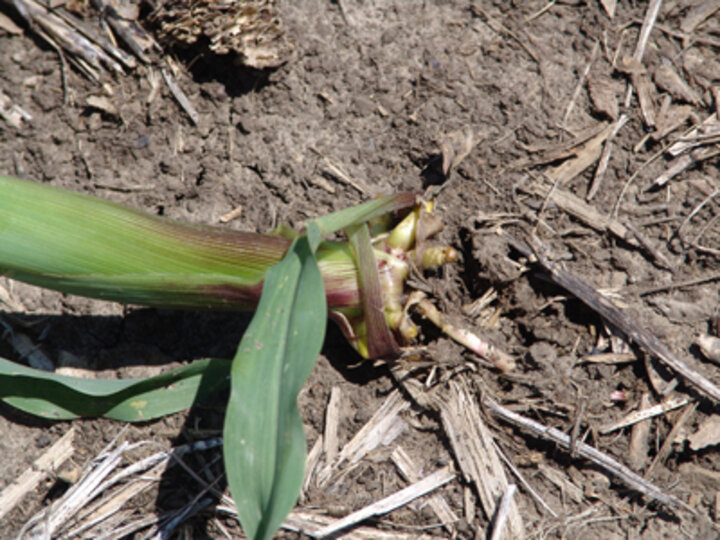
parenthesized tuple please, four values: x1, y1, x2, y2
(0, 175, 454, 539)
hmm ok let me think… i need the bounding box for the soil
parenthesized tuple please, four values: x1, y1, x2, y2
(1, 0, 720, 539)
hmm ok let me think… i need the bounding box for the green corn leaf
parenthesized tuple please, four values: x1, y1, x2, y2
(0, 175, 291, 310)
(223, 237, 326, 540)
(306, 191, 415, 251)
(0, 357, 230, 421)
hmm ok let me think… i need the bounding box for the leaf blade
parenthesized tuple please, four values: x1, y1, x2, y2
(307, 192, 415, 250)
(223, 237, 326, 540)
(0, 357, 230, 421)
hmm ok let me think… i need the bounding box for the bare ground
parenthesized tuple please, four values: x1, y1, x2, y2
(1, 0, 720, 538)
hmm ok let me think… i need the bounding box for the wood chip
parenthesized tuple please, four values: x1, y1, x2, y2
(436, 380, 524, 538)
(544, 122, 614, 184)
(697, 333, 720, 363)
(86, 94, 119, 117)
(654, 60, 703, 106)
(440, 126, 477, 177)
(587, 73, 620, 120)
(680, 0, 720, 34)
(653, 102, 693, 141)
(313, 467, 455, 538)
(219, 204, 243, 223)
(0, 11, 23, 34)
(599, 0, 616, 18)
(0, 428, 75, 521)
(687, 415, 720, 451)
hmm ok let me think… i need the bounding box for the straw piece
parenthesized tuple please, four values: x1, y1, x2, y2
(528, 237, 720, 404)
(522, 182, 638, 247)
(484, 398, 689, 510)
(652, 146, 720, 188)
(493, 440, 558, 517)
(64, 461, 164, 538)
(317, 389, 408, 486)
(436, 380, 524, 538)
(323, 386, 344, 463)
(0, 428, 75, 521)
(668, 113, 719, 157)
(645, 402, 697, 479)
(489, 484, 517, 540)
(7, 0, 124, 79)
(633, 0, 662, 62)
(90, 0, 158, 63)
(24, 439, 131, 538)
(539, 463, 584, 504)
(587, 115, 628, 200)
(628, 393, 652, 470)
(313, 467, 455, 538)
(391, 446, 459, 531)
(281, 510, 441, 539)
(697, 334, 720, 364)
(161, 67, 199, 125)
(321, 157, 370, 195)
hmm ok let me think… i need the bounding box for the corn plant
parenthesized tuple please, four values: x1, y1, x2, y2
(0, 175, 453, 539)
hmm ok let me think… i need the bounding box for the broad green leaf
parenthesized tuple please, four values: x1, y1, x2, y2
(0, 175, 291, 309)
(306, 192, 415, 251)
(0, 357, 230, 421)
(223, 237, 326, 540)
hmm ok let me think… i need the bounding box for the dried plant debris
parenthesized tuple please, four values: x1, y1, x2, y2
(653, 59, 703, 106)
(616, 55, 656, 127)
(587, 72, 621, 120)
(683, 48, 720, 90)
(151, 0, 292, 68)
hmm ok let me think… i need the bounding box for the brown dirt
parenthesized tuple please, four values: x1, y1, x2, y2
(2, 0, 720, 538)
